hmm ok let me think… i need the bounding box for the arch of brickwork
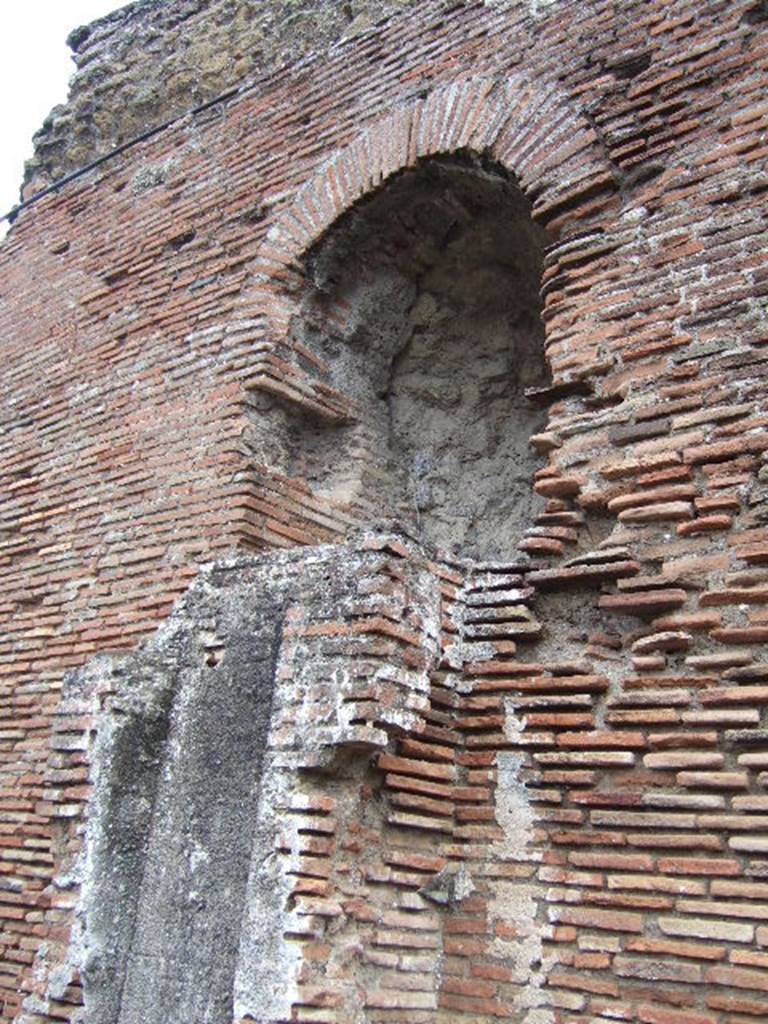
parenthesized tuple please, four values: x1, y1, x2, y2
(247, 73, 613, 360)
(251, 73, 611, 323)
(232, 74, 618, 550)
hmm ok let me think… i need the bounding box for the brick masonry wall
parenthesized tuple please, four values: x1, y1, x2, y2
(1, 0, 768, 1021)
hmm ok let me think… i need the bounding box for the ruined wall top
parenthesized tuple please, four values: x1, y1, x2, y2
(24, 0, 420, 194)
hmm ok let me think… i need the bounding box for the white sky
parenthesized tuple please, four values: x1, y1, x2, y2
(0, 1, 124, 236)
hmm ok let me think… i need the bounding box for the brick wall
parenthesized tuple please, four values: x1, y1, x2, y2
(2, 0, 768, 1021)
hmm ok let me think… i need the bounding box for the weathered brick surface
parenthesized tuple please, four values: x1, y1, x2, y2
(2, 0, 768, 1021)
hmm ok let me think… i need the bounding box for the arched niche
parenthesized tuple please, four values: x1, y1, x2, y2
(259, 154, 550, 559)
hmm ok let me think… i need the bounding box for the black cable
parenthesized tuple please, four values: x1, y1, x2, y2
(1, 85, 241, 225)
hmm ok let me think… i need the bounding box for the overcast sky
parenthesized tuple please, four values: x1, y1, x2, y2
(0, 1, 123, 237)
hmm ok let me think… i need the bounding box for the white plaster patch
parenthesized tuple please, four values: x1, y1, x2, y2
(494, 749, 535, 860)
(503, 699, 528, 745)
(483, 0, 559, 16)
(453, 863, 476, 902)
(489, 740, 554, 1024)
(188, 840, 209, 874)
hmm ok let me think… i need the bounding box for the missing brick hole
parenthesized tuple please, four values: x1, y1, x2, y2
(200, 629, 225, 667)
(742, 0, 768, 24)
(164, 228, 196, 252)
(607, 51, 652, 80)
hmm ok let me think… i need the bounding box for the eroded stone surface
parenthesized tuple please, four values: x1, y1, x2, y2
(72, 557, 292, 1024)
(23, 0, 418, 195)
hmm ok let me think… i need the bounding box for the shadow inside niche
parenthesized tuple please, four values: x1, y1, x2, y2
(251, 154, 551, 560)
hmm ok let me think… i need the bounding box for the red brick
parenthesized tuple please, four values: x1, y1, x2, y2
(548, 906, 644, 933)
(705, 965, 768, 993)
(638, 1004, 719, 1024)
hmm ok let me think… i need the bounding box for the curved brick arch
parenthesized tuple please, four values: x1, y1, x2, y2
(249, 74, 615, 338)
